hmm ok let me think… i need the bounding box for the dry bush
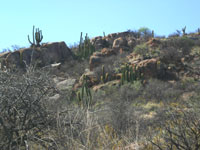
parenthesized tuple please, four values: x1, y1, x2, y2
(0, 67, 57, 150)
(145, 107, 200, 150)
(161, 37, 194, 56)
(143, 79, 182, 103)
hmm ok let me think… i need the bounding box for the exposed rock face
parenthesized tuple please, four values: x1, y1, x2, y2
(101, 48, 118, 56)
(127, 38, 136, 48)
(56, 78, 76, 91)
(1, 41, 73, 69)
(0, 52, 11, 69)
(89, 55, 102, 70)
(41, 42, 73, 65)
(79, 71, 99, 87)
(134, 58, 158, 79)
(112, 37, 128, 49)
(89, 48, 119, 70)
(90, 31, 137, 52)
(5, 51, 21, 68)
(146, 38, 161, 48)
(90, 36, 110, 50)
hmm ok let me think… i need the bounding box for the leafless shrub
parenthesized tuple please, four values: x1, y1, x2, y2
(145, 107, 200, 150)
(143, 79, 182, 103)
(0, 67, 57, 149)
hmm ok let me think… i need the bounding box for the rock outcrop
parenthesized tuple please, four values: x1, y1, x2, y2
(136, 58, 158, 79)
(0, 41, 73, 69)
(112, 37, 128, 49)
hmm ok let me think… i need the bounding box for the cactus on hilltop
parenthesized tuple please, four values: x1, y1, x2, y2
(152, 30, 154, 38)
(28, 25, 43, 47)
(103, 32, 106, 37)
(78, 32, 95, 59)
(182, 26, 186, 36)
(198, 28, 200, 35)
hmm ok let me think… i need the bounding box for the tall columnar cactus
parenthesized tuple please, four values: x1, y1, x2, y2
(35, 28, 43, 46)
(103, 32, 106, 37)
(77, 75, 92, 107)
(182, 26, 186, 36)
(101, 65, 109, 83)
(101, 65, 105, 83)
(78, 32, 95, 59)
(28, 26, 43, 47)
(79, 32, 83, 52)
(152, 30, 154, 38)
(198, 28, 200, 35)
(120, 63, 141, 85)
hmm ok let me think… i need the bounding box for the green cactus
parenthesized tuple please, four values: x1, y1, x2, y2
(120, 63, 142, 85)
(77, 32, 95, 59)
(79, 32, 83, 52)
(77, 91, 81, 102)
(103, 32, 106, 37)
(129, 66, 134, 82)
(105, 73, 109, 81)
(198, 28, 200, 35)
(182, 26, 186, 36)
(28, 25, 43, 47)
(35, 28, 43, 46)
(152, 30, 154, 38)
(101, 65, 106, 83)
(77, 75, 92, 107)
(121, 67, 125, 85)
(101, 65, 110, 83)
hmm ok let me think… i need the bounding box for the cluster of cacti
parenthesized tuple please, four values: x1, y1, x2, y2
(120, 63, 142, 85)
(28, 26, 43, 47)
(77, 75, 92, 107)
(182, 26, 186, 35)
(101, 65, 109, 83)
(78, 32, 95, 59)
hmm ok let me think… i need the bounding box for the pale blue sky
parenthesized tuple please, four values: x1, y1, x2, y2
(0, 0, 199, 51)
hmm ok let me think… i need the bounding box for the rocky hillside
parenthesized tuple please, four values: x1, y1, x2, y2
(1, 29, 200, 149)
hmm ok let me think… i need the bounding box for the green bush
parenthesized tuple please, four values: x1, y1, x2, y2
(138, 27, 152, 38)
(133, 44, 149, 57)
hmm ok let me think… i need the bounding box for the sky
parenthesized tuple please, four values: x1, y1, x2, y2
(0, 0, 199, 51)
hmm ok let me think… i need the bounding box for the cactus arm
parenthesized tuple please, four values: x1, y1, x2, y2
(28, 35, 33, 45)
(35, 28, 43, 46)
(33, 26, 35, 45)
(28, 25, 43, 47)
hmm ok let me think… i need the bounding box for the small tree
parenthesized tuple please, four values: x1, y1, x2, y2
(138, 27, 152, 39)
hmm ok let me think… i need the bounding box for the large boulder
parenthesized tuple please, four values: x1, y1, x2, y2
(89, 55, 102, 70)
(56, 78, 76, 91)
(41, 41, 73, 65)
(0, 51, 11, 69)
(146, 38, 161, 48)
(21, 48, 41, 66)
(4, 51, 21, 68)
(89, 47, 120, 70)
(112, 37, 128, 49)
(90, 36, 110, 50)
(2, 41, 73, 69)
(101, 48, 118, 56)
(136, 58, 158, 79)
